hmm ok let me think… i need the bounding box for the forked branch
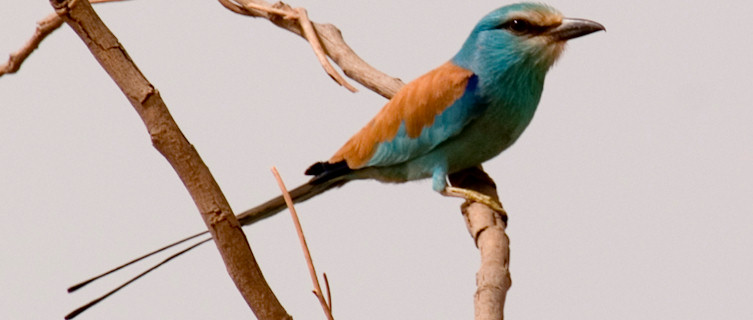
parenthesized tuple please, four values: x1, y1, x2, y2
(220, 0, 356, 92)
(218, 0, 404, 99)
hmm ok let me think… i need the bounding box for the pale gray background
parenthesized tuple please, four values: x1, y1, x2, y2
(2, 1, 751, 319)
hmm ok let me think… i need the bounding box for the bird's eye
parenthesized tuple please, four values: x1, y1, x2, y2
(499, 19, 533, 33)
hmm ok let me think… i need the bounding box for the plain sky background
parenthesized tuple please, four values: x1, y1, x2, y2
(2, 0, 752, 319)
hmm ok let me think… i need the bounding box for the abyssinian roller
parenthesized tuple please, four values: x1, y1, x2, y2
(248, 2, 605, 220)
(66, 4, 604, 317)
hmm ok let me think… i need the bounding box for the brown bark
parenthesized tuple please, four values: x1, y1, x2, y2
(450, 167, 511, 320)
(50, 0, 290, 319)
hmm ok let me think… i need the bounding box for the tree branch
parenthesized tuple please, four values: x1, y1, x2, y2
(449, 167, 511, 320)
(220, 0, 405, 99)
(0, 0, 127, 77)
(225, 1, 357, 92)
(0, 12, 61, 77)
(49, 0, 290, 319)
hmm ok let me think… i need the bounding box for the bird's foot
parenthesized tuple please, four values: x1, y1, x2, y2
(441, 186, 507, 215)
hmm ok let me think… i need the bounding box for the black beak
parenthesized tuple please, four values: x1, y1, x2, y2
(547, 18, 605, 41)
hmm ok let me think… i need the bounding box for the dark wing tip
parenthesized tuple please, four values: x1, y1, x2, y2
(305, 160, 352, 184)
(304, 161, 328, 176)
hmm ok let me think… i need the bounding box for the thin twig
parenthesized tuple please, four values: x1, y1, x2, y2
(237, 0, 296, 18)
(222, 0, 357, 92)
(0, 0, 128, 77)
(323, 272, 332, 313)
(219, 0, 403, 98)
(295, 7, 358, 92)
(0, 13, 61, 77)
(217, 0, 247, 15)
(271, 167, 334, 320)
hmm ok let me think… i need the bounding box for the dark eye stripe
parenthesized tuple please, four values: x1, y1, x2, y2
(497, 19, 552, 35)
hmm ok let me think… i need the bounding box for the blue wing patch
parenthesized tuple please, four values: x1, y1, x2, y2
(366, 75, 483, 167)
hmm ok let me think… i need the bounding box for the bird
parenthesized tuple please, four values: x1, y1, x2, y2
(246, 1, 605, 219)
(66, 3, 604, 317)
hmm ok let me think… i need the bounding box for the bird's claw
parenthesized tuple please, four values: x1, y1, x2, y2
(441, 186, 507, 215)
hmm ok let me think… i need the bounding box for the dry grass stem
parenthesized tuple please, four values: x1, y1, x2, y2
(271, 167, 335, 320)
(323, 272, 332, 313)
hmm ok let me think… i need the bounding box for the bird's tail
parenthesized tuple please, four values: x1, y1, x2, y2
(237, 176, 348, 226)
(65, 177, 348, 319)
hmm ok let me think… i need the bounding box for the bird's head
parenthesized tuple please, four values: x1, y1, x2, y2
(453, 3, 604, 75)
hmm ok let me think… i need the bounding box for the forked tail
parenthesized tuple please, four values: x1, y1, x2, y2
(66, 177, 348, 319)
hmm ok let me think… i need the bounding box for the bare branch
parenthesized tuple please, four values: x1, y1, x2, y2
(221, 0, 404, 99)
(272, 167, 335, 320)
(323, 272, 332, 313)
(449, 167, 511, 320)
(0, 0, 127, 78)
(0, 13, 61, 77)
(219, 0, 357, 92)
(50, 0, 290, 319)
(295, 8, 358, 92)
(218, 0, 248, 15)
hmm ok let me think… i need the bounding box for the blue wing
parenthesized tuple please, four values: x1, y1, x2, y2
(366, 74, 482, 167)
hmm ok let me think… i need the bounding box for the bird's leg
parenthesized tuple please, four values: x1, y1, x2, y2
(433, 166, 506, 214)
(441, 186, 507, 214)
